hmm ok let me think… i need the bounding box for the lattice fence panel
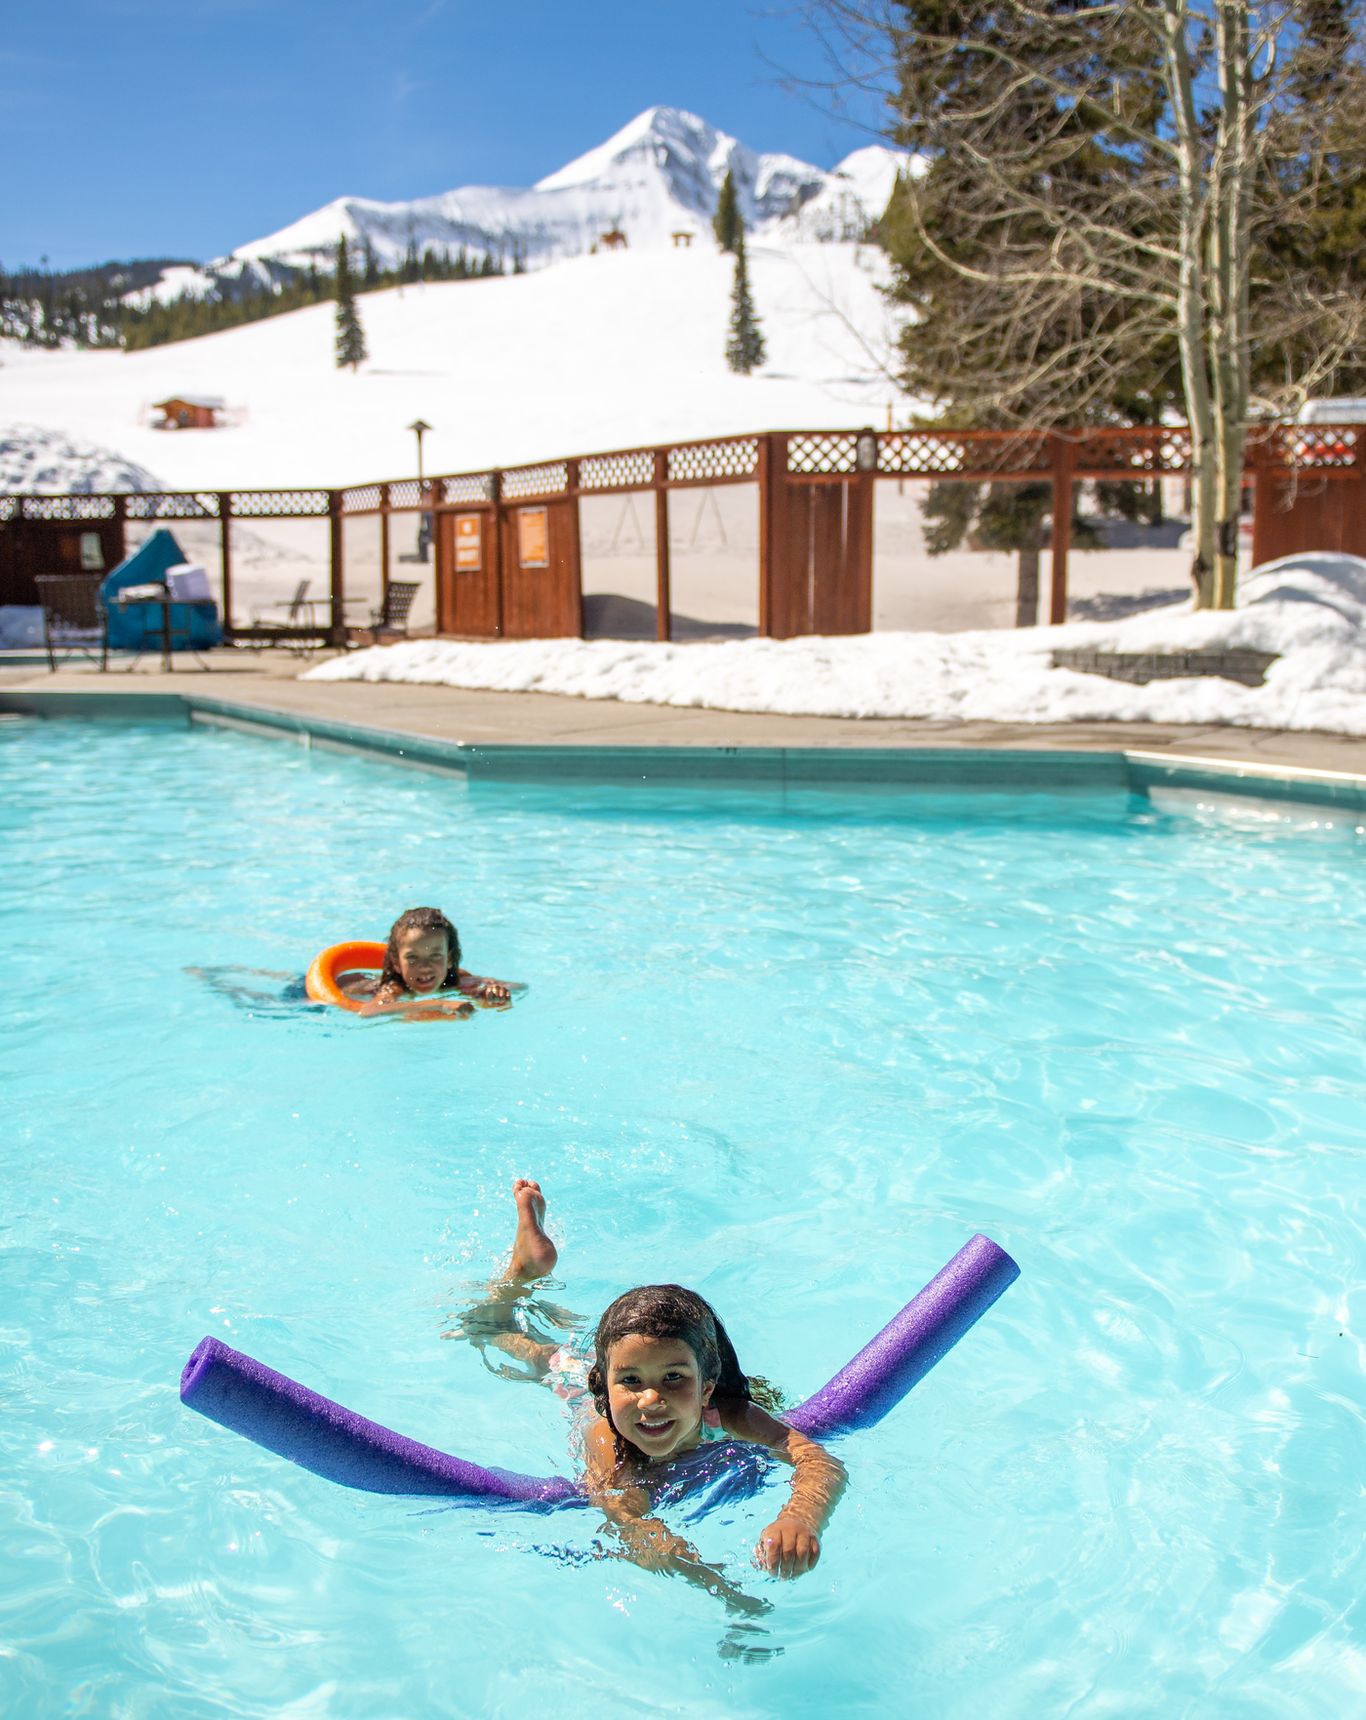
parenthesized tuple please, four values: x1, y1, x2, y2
(229, 490, 331, 518)
(502, 462, 568, 500)
(125, 492, 220, 520)
(387, 479, 427, 509)
(0, 497, 17, 521)
(342, 484, 382, 513)
(20, 494, 119, 521)
(878, 432, 1051, 478)
(786, 433, 859, 475)
(1278, 426, 1362, 470)
(1072, 429, 1192, 474)
(667, 437, 758, 483)
(579, 450, 655, 490)
(441, 473, 495, 505)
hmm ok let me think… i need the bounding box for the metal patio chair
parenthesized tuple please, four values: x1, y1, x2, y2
(245, 578, 332, 657)
(36, 574, 109, 671)
(248, 578, 311, 631)
(353, 580, 421, 646)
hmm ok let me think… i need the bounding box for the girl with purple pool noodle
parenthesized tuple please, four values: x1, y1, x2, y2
(458, 1178, 847, 1600)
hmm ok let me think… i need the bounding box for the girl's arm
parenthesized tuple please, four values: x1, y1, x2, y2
(337, 974, 380, 999)
(456, 969, 513, 1005)
(356, 981, 473, 1020)
(581, 1419, 767, 1618)
(715, 1401, 848, 1578)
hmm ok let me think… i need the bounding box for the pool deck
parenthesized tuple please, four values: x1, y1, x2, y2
(4, 647, 1365, 770)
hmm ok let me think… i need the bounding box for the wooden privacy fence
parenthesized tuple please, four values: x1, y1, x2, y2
(3, 423, 1362, 638)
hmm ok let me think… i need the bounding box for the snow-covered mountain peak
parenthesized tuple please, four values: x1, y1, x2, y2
(531, 104, 824, 229)
(535, 106, 725, 192)
(130, 107, 914, 307)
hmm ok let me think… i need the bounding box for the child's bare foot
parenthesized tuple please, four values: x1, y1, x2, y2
(507, 1178, 557, 1280)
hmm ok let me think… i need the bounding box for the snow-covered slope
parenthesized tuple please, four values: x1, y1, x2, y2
(135, 107, 914, 303)
(1, 241, 903, 491)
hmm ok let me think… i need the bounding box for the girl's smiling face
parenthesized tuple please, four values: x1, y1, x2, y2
(606, 1333, 715, 1461)
(394, 927, 450, 994)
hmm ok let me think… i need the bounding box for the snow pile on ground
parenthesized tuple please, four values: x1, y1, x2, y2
(0, 423, 165, 494)
(305, 553, 1366, 737)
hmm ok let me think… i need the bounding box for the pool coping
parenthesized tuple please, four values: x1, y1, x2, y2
(4, 685, 1366, 814)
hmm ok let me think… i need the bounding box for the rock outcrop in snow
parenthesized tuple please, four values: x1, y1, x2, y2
(0, 423, 165, 494)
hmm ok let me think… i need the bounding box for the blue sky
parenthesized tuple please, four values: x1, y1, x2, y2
(5, 2, 889, 271)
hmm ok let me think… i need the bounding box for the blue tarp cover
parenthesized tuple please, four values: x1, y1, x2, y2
(101, 528, 224, 651)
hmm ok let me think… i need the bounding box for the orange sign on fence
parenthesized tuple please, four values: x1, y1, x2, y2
(517, 506, 549, 569)
(455, 514, 482, 571)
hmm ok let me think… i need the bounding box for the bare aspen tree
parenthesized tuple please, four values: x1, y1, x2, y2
(815, 1, 1366, 608)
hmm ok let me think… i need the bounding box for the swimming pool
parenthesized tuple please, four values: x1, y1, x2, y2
(3, 717, 1363, 1717)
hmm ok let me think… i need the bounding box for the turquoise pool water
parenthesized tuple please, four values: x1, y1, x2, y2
(2, 718, 1363, 1718)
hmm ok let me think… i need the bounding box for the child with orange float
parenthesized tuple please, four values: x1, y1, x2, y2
(308, 907, 515, 1018)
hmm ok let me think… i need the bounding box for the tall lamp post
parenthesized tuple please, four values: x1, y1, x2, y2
(407, 418, 433, 562)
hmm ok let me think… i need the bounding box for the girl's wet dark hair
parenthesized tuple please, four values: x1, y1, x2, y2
(378, 906, 462, 994)
(587, 1284, 780, 1464)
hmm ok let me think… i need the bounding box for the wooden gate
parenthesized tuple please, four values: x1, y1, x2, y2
(499, 497, 581, 638)
(435, 496, 581, 638)
(762, 440, 874, 638)
(436, 509, 500, 637)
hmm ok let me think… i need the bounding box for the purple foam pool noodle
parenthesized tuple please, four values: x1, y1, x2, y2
(786, 1233, 1019, 1439)
(180, 1234, 1017, 1499)
(180, 1337, 580, 1506)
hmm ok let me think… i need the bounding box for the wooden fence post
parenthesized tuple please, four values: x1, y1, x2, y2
(216, 493, 232, 632)
(112, 492, 128, 570)
(379, 482, 391, 612)
(328, 491, 346, 644)
(653, 448, 671, 640)
(757, 432, 779, 637)
(565, 459, 584, 638)
(1049, 435, 1075, 625)
(490, 470, 504, 638)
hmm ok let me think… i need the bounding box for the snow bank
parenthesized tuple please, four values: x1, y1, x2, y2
(305, 553, 1366, 737)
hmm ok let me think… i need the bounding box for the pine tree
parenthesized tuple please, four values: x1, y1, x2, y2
(362, 236, 379, 289)
(334, 236, 367, 371)
(724, 230, 765, 374)
(857, 0, 1366, 608)
(713, 168, 742, 253)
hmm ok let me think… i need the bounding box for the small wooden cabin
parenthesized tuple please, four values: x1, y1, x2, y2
(153, 395, 225, 430)
(598, 228, 628, 251)
(670, 231, 695, 248)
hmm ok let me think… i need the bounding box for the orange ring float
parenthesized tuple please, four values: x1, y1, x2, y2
(304, 941, 387, 1011)
(304, 941, 474, 1018)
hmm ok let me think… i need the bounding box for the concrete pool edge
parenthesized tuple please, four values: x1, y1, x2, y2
(4, 686, 1366, 813)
